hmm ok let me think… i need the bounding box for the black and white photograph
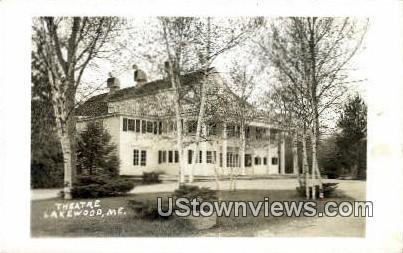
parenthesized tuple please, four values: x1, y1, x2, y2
(1, 0, 403, 253)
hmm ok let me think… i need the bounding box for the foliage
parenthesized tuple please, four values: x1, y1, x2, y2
(336, 95, 367, 179)
(142, 172, 162, 184)
(76, 122, 119, 176)
(31, 48, 64, 188)
(71, 175, 135, 198)
(173, 185, 218, 203)
(127, 199, 171, 220)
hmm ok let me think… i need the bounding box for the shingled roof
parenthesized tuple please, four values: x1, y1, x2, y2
(75, 68, 214, 117)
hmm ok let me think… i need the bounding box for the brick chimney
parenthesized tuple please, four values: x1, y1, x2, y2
(107, 75, 120, 94)
(132, 64, 147, 86)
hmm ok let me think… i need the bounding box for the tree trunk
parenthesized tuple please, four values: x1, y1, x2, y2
(292, 132, 301, 185)
(301, 132, 309, 199)
(311, 127, 323, 199)
(240, 124, 246, 175)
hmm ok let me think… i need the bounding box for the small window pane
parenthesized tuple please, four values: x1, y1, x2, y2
(168, 150, 173, 163)
(123, 118, 128, 131)
(174, 151, 179, 163)
(141, 150, 146, 166)
(135, 119, 141, 132)
(133, 149, 139, 165)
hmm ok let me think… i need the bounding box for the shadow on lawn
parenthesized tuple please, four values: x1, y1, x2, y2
(31, 189, 356, 237)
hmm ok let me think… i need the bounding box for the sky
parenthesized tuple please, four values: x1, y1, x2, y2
(77, 17, 370, 129)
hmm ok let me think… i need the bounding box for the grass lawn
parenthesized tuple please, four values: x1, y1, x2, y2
(31, 189, 358, 237)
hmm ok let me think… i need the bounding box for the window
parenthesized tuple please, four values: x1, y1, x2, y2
(188, 150, 193, 164)
(206, 151, 212, 163)
(263, 157, 267, 165)
(168, 151, 173, 163)
(135, 119, 140, 132)
(272, 157, 278, 165)
(142, 120, 146, 133)
(255, 156, 262, 165)
(198, 151, 203, 163)
(158, 122, 163, 135)
(227, 152, 237, 167)
(207, 122, 217, 136)
(245, 127, 250, 138)
(245, 154, 252, 167)
(123, 118, 128, 131)
(162, 151, 167, 163)
(256, 128, 266, 140)
(174, 151, 179, 163)
(128, 119, 135, 131)
(187, 120, 197, 134)
(146, 121, 153, 133)
(133, 149, 139, 165)
(158, 151, 162, 164)
(154, 122, 158, 134)
(141, 150, 147, 166)
(219, 153, 223, 167)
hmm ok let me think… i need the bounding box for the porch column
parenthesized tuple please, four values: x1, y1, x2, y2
(280, 131, 286, 174)
(222, 123, 227, 174)
(292, 133, 299, 175)
(266, 127, 271, 174)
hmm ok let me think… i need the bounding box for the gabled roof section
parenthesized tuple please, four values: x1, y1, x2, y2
(75, 68, 214, 117)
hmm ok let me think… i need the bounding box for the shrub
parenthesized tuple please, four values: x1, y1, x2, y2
(173, 185, 218, 210)
(71, 175, 135, 198)
(142, 172, 162, 184)
(127, 199, 171, 220)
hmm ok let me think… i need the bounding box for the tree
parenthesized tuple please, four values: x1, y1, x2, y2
(76, 122, 119, 177)
(158, 17, 262, 185)
(336, 94, 367, 179)
(32, 17, 122, 199)
(257, 17, 367, 199)
(31, 48, 64, 188)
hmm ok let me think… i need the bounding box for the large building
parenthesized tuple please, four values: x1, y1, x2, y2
(76, 67, 294, 177)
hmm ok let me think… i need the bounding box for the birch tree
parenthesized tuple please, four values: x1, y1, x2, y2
(257, 17, 367, 199)
(32, 17, 121, 199)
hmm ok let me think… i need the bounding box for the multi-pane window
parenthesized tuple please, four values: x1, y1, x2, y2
(255, 156, 262, 165)
(219, 153, 223, 167)
(272, 157, 278, 165)
(168, 151, 173, 163)
(133, 149, 139, 165)
(123, 118, 128, 131)
(256, 128, 266, 140)
(141, 150, 147, 166)
(128, 119, 135, 131)
(197, 151, 202, 163)
(226, 152, 238, 167)
(245, 154, 252, 167)
(206, 151, 212, 163)
(142, 120, 146, 133)
(263, 157, 267, 165)
(162, 151, 167, 163)
(154, 122, 158, 134)
(227, 125, 240, 138)
(245, 127, 250, 138)
(174, 151, 179, 163)
(135, 119, 141, 132)
(134, 149, 146, 166)
(146, 121, 153, 133)
(207, 122, 217, 136)
(158, 151, 162, 164)
(187, 120, 197, 134)
(188, 150, 193, 164)
(158, 122, 163, 135)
